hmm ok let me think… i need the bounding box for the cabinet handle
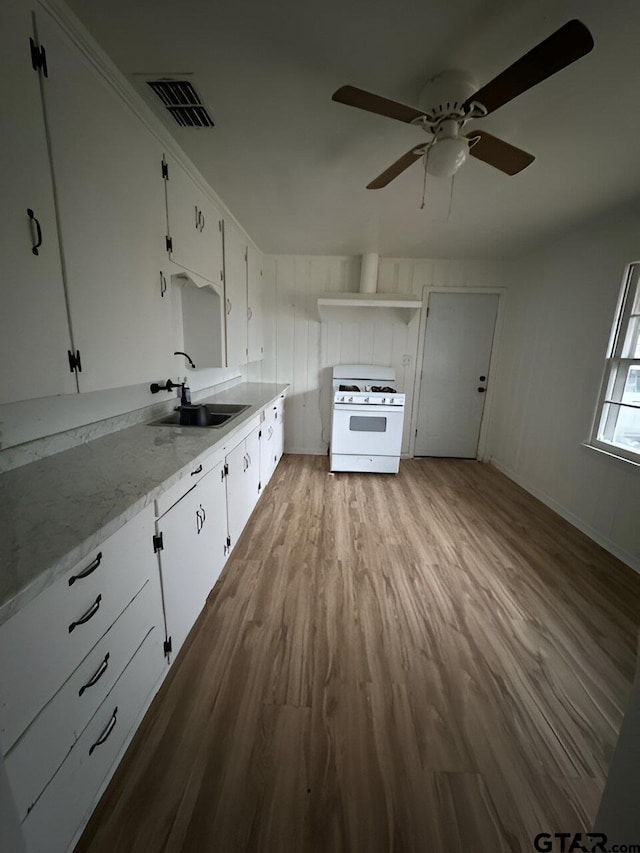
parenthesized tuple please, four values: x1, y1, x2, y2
(243, 454, 248, 472)
(79, 652, 110, 697)
(68, 594, 102, 633)
(226, 298, 232, 315)
(200, 211, 205, 231)
(200, 504, 206, 523)
(160, 271, 167, 298)
(246, 451, 251, 466)
(191, 464, 203, 476)
(196, 508, 203, 534)
(89, 707, 118, 756)
(195, 205, 200, 230)
(247, 306, 252, 321)
(27, 208, 43, 256)
(68, 552, 102, 586)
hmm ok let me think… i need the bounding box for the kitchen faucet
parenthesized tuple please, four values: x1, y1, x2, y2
(174, 351, 196, 368)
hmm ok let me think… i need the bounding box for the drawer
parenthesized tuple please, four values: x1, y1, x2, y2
(154, 450, 223, 518)
(5, 576, 163, 821)
(0, 504, 156, 754)
(22, 625, 164, 853)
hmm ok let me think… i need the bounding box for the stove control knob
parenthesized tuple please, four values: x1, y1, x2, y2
(364, 396, 369, 403)
(388, 397, 394, 405)
(349, 396, 354, 402)
(381, 397, 386, 404)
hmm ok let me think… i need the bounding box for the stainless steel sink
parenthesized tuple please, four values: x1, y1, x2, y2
(203, 404, 249, 415)
(148, 403, 250, 428)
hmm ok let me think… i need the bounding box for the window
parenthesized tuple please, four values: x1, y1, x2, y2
(590, 262, 640, 463)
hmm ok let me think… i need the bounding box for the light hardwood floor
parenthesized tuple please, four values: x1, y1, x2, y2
(76, 456, 640, 852)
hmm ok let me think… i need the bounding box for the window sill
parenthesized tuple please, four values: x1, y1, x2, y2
(581, 441, 640, 468)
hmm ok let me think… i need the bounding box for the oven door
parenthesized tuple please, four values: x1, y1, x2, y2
(331, 404, 404, 456)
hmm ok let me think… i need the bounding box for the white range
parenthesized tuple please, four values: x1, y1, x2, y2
(330, 365, 406, 474)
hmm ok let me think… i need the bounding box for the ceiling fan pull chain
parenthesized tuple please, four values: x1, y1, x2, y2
(420, 147, 430, 209)
(447, 174, 455, 220)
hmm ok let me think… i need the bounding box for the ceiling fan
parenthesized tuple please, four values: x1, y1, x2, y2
(331, 20, 594, 189)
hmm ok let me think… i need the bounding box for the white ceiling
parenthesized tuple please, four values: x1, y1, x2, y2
(66, 0, 640, 259)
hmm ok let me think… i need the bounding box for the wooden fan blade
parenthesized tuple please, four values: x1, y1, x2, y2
(332, 85, 425, 124)
(464, 20, 594, 115)
(466, 131, 534, 175)
(367, 146, 426, 189)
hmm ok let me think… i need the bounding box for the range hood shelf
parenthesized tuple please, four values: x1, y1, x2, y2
(317, 292, 422, 323)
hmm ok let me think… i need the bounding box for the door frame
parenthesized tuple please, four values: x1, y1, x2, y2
(408, 286, 506, 460)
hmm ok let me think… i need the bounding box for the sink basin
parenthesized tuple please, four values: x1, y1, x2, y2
(203, 403, 249, 415)
(148, 403, 250, 428)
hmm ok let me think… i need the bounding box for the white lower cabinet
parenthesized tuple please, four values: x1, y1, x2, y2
(225, 426, 261, 550)
(22, 626, 163, 853)
(0, 506, 158, 755)
(5, 580, 159, 823)
(0, 396, 285, 852)
(0, 504, 166, 853)
(259, 396, 285, 491)
(156, 460, 228, 661)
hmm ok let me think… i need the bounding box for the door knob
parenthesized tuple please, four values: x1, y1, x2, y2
(479, 375, 486, 381)
(477, 387, 486, 393)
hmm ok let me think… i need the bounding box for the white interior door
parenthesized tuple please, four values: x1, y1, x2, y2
(415, 292, 499, 458)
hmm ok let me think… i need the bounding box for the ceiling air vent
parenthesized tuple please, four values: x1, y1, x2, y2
(146, 79, 214, 128)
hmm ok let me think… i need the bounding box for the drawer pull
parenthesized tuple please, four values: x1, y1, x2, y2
(191, 464, 203, 476)
(79, 652, 110, 697)
(89, 707, 118, 756)
(68, 552, 102, 586)
(68, 594, 102, 633)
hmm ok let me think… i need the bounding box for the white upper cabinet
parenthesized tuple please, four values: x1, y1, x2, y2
(164, 155, 224, 288)
(247, 244, 264, 363)
(36, 6, 174, 393)
(0, 0, 75, 404)
(223, 220, 248, 367)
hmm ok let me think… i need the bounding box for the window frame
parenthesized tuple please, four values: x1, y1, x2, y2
(588, 262, 640, 465)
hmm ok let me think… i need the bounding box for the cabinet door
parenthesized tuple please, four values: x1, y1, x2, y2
(259, 421, 275, 490)
(273, 400, 285, 466)
(0, 0, 75, 404)
(245, 425, 261, 509)
(156, 481, 217, 659)
(247, 244, 264, 363)
(197, 462, 228, 591)
(225, 439, 249, 550)
(165, 155, 224, 287)
(223, 220, 248, 367)
(36, 8, 174, 392)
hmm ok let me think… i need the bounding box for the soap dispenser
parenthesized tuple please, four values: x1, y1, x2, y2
(180, 377, 191, 406)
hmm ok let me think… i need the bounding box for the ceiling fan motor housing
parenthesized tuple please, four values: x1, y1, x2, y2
(417, 70, 478, 119)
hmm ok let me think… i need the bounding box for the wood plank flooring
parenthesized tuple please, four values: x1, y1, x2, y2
(76, 456, 640, 853)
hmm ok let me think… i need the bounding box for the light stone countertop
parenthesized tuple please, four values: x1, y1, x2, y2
(0, 382, 288, 626)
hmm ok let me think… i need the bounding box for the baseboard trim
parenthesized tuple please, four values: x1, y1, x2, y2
(489, 460, 640, 574)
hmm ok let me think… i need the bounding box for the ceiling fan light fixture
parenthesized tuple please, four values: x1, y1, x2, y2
(426, 137, 469, 177)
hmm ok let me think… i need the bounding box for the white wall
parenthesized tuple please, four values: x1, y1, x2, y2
(487, 200, 640, 570)
(252, 254, 508, 455)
